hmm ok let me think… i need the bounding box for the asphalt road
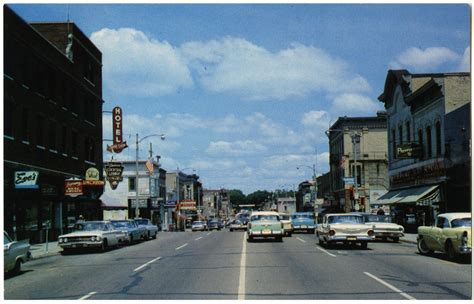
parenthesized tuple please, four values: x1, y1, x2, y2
(3, 230, 472, 300)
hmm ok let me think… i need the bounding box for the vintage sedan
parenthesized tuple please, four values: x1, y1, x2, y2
(247, 211, 284, 242)
(359, 213, 404, 242)
(134, 218, 158, 240)
(316, 213, 374, 249)
(58, 221, 121, 252)
(207, 219, 221, 231)
(191, 221, 208, 232)
(111, 220, 143, 243)
(4, 231, 30, 274)
(417, 212, 471, 261)
(229, 219, 247, 232)
(279, 213, 293, 237)
(291, 212, 317, 234)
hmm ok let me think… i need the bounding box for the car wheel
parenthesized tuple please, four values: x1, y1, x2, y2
(392, 237, 399, 243)
(276, 236, 283, 242)
(153, 233, 157, 239)
(146, 232, 150, 240)
(287, 232, 292, 237)
(130, 234, 134, 243)
(247, 235, 253, 242)
(101, 239, 108, 252)
(360, 241, 368, 249)
(230, 228, 233, 232)
(446, 241, 458, 261)
(12, 259, 22, 274)
(417, 237, 433, 255)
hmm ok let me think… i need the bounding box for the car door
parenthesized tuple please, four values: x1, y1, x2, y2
(4, 234, 15, 271)
(427, 216, 446, 251)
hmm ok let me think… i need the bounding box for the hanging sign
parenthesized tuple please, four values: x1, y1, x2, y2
(83, 167, 105, 186)
(105, 162, 124, 190)
(107, 106, 128, 153)
(14, 171, 39, 189)
(65, 180, 83, 197)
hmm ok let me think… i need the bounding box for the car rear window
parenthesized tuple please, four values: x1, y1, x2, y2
(328, 216, 363, 224)
(451, 218, 471, 228)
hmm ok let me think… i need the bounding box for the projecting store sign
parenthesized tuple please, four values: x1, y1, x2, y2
(65, 179, 83, 197)
(396, 143, 422, 159)
(14, 171, 39, 189)
(106, 106, 128, 153)
(105, 162, 124, 190)
(83, 167, 105, 186)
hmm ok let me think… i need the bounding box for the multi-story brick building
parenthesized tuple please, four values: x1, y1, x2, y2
(4, 6, 104, 242)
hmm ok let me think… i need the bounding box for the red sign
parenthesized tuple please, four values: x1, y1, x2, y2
(83, 180, 105, 187)
(65, 180, 83, 197)
(110, 106, 128, 153)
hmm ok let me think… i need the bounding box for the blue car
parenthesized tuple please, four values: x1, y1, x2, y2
(291, 212, 316, 234)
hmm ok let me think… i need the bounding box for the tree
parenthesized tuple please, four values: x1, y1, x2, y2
(228, 189, 246, 207)
(246, 190, 272, 208)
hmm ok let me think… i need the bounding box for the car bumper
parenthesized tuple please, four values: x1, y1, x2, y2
(293, 225, 315, 231)
(327, 235, 374, 242)
(59, 242, 103, 249)
(458, 245, 472, 254)
(248, 230, 284, 237)
(374, 231, 404, 238)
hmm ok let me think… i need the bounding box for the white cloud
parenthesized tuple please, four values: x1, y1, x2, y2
(90, 28, 193, 97)
(390, 47, 460, 70)
(206, 140, 267, 155)
(301, 110, 331, 129)
(181, 38, 371, 101)
(331, 93, 381, 115)
(459, 47, 470, 72)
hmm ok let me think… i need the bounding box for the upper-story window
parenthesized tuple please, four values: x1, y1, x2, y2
(406, 121, 411, 142)
(48, 120, 57, 151)
(36, 114, 45, 147)
(435, 121, 442, 157)
(426, 126, 432, 158)
(61, 125, 68, 155)
(21, 107, 29, 142)
(418, 129, 424, 158)
(84, 137, 95, 162)
(84, 57, 95, 84)
(391, 129, 396, 159)
(129, 177, 136, 191)
(48, 69, 56, 101)
(84, 96, 96, 123)
(4, 101, 14, 138)
(398, 125, 403, 145)
(71, 130, 78, 157)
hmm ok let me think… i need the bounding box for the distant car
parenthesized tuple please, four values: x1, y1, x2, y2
(291, 212, 316, 234)
(229, 219, 247, 231)
(316, 213, 374, 249)
(134, 218, 158, 240)
(4, 231, 30, 274)
(247, 211, 284, 242)
(207, 219, 221, 231)
(417, 212, 472, 261)
(358, 213, 404, 242)
(110, 220, 143, 243)
(279, 213, 293, 237)
(58, 221, 122, 252)
(192, 221, 208, 232)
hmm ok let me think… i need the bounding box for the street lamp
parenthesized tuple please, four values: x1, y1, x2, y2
(135, 133, 165, 219)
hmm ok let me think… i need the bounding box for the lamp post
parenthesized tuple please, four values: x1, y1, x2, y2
(135, 133, 165, 218)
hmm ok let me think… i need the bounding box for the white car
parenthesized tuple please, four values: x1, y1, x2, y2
(359, 213, 404, 242)
(134, 218, 158, 240)
(317, 213, 375, 249)
(191, 221, 208, 232)
(58, 221, 122, 253)
(4, 231, 30, 274)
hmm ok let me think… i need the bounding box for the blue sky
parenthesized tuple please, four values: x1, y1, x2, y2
(9, 3, 471, 194)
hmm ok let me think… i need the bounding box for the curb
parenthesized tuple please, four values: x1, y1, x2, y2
(30, 251, 61, 260)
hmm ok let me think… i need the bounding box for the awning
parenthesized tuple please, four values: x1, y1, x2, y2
(100, 191, 126, 208)
(372, 185, 440, 206)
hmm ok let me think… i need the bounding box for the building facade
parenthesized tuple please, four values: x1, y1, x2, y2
(377, 70, 471, 231)
(327, 113, 389, 213)
(4, 6, 104, 243)
(276, 197, 297, 214)
(202, 189, 230, 219)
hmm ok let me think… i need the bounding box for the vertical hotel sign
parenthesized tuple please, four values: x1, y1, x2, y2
(106, 106, 128, 153)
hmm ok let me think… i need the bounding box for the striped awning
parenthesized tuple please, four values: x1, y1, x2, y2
(372, 185, 440, 206)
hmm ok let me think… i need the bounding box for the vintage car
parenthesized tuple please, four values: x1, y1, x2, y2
(291, 212, 317, 234)
(4, 231, 30, 274)
(191, 221, 208, 232)
(111, 220, 143, 243)
(207, 219, 221, 231)
(134, 218, 158, 240)
(279, 213, 293, 237)
(58, 221, 122, 252)
(417, 212, 471, 261)
(316, 213, 374, 249)
(358, 213, 404, 242)
(229, 219, 247, 231)
(247, 211, 284, 242)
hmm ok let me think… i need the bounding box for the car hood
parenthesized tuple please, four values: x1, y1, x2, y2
(59, 230, 105, 238)
(292, 219, 315, 225)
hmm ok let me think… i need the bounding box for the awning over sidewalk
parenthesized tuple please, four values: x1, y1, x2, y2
(372, 184, 440, 206)
(100, 192, 126, 208)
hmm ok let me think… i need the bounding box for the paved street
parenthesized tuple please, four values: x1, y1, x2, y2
(4, 231, 471, 300)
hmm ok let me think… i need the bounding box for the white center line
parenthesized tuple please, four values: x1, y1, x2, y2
(206, 232, 211, 236)
(316, 246, 337, 257)
(134, 256, 162, 272)
(175, 243, 188, 250)
(364, 272, 416, 300)
(296, 237, 307, 243)
(195, 237, 203, 241)
(238, 233, 247, 300)
(79, 291, 97, 300)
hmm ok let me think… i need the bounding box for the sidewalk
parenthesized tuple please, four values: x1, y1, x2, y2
(400, 233, 417, 244)
(29, 241, 62, 260)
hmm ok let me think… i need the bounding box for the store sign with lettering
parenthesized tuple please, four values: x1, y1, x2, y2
(14, 171, 39, 189)
(396, 143, 422, 158)
(107, 106, 128, 153)
(105, 162, 124, 190)
(65, 180, 83, 197)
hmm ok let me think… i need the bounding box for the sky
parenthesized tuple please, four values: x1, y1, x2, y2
(8, 3, 471, 194)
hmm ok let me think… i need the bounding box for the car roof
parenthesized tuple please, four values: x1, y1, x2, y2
(250, 211, 279, 216)
(438, 213, 471, 221)
(325, 213, 362, 217)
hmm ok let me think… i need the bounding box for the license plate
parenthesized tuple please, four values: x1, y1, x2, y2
(262, 230, 271, 235)
(302, 225, 307, 228)
(72, 244, 77, 248)
(346, 237, 357, 241)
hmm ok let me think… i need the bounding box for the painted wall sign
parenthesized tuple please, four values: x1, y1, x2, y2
(65, 180, 83, 197)
(14, 171, 39, 189)
(396, 143, 422, 158)
(107, 106, 128, 153)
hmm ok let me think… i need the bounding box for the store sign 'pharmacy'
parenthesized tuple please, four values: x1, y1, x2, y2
(14, 171, 39, 189)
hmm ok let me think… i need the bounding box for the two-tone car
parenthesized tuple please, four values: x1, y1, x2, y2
(316, 213, 374, 249)
(357, 213, 404, 242)
(417, 212, 471, 261)
(279, 213, 293, 237)
(4, 231, 30, 274)
(134, 218, 158, 240)
(291, 212, 316, 234)
(110, 220, 143, 244)
(58, 221, 122, 253)
(247, 211, 284, 242)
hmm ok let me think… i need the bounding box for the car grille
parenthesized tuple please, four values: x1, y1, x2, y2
(375, 228, 401, 232)
(67, 237, 92, 242)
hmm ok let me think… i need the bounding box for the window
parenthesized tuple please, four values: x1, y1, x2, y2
(391, 129, 396, 159)
(435, 121, 442, 157)
(84, 96, 96, 123)
(376, 163, 380, 176)
(71, 89, 78, 114)
(48, 70, 56, 101)
(406, 122, 410, 142)
(398, 125, 403, 145)
(21, 108, 29, 142)
(61, 125, 68, 154)
(426, 126, 432, 158)
(48, 120, 57, 151)
(129, 177, 136, 191)
(418, 129, 423, 158)
(84, 137, 95, 162)
(36, 114, 44, 147)
(4, 102, 14, 137)
(71, 130, 78, 157)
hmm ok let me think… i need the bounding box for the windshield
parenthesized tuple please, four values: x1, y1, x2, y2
(291, 214, 314, 220)
(328, 216, 363, 224)
(4, 232, 12, 244)
(251, 215, 279, 221)
(75, 222, 108, 231)
(365, 215, 392, 223)
(193, 221, 204, 225)
(112, 221, 133, 228)
(280, 215, 290, 220)
(135, 219, 149, 225)
(451, 218, 472, 228)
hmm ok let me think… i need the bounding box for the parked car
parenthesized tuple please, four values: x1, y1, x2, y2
(4, 231, 30, 274)
(58, 221, 122, 252)
(207, 219, 221, 231)
(316, 213, 374, 249)
(247, 211, 284, 242)
(417, 212, 471, 261)
(279, 213, 293, 237)
(110, 220, 143, 243)
(357, 213, 404, 242)
(229, 219, 247, 231)
(192, 221, 208, 232)
(291, 212, 316, 234)
(134, 218, 158, 240)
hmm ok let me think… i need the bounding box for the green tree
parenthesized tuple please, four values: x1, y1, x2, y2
(246, 190, 272, 208)
(229, 189, 246, 207)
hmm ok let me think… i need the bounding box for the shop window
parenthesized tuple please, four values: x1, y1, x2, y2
(435, 121, 442, 157)
(20, 107, 29, 142)
(129, 177, 136, 191)
(426, 126, 432, 158)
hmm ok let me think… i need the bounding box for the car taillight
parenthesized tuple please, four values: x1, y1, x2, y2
(368, 229, 374, 236)
(462, 231, 468, 245)
(329, 230, 335, 236)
